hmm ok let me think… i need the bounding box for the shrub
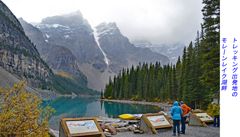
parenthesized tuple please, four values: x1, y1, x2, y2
(154, 97, 160, 102)
(130, 95, 138, 101)
(206, 103, 214, 117)
(0, 80, 55, 136)
(130, 97, 135, 101)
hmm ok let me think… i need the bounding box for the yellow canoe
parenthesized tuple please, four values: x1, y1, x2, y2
(118, 114, 137, 120)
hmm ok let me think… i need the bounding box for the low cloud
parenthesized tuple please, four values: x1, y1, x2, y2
(3, 0, 203, 45)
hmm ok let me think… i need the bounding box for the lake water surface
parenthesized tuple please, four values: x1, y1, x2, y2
(41, 96, 163, 130)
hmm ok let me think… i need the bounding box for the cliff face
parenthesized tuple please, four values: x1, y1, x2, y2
(0, 66, 59, 96)
(30, 12, 170, 91)
(0, 48, 49, 77)
(32, 11, 108, 90)
(96, 22, 170, 73)
(19, 18, 85, 78)
(0, 2, 39, 57)
(34, 12, 106, 71)
(0, 1, 51, 88)
(132, 39, 186, 64)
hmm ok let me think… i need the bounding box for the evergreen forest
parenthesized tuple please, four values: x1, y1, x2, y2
(103, 0, 220, 109)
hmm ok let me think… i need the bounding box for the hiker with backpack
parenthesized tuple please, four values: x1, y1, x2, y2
(180, 101, 191, 134)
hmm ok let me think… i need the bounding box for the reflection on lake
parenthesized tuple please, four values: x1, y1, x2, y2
(41, 96, 163, 130)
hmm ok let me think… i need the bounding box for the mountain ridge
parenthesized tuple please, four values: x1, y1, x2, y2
(0, 1, 99, 95)
(0, 1, 52, 89)
(19, 18, 85, 78)
(96, 22, 170, 73)
(132, 39, 186, 64)
(27, 11, 170, 91)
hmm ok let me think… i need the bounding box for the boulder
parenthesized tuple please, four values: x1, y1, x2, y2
(101, 124, 117, 135)
(127, 125, 135, 131)
(116, 127, 129, 132)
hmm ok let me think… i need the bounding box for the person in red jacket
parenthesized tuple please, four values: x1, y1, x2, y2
(180, 101, 191, 134)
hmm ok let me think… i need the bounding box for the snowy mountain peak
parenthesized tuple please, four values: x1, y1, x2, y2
(95, 22, 120, 37)
(30, 11, 93, 39)
(40, 10, 92, 30)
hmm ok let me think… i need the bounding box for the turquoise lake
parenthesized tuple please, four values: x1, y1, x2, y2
(41, 96, 163, 130)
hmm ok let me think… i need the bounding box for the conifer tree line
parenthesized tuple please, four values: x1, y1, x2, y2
(103, 0, 219, 109)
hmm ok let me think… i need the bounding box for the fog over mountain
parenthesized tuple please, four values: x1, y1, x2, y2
(23, 10, 169, 91)
(1, 0, 205, 91)
(2, 0, 203, 45)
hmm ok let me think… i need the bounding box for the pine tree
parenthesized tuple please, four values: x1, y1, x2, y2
(176, 56, 182, 100)
(113, 75, 117, 99)
(194, 31, 205, 109)
(143, 70, 148, 100)
(121, 68, 126, 99)
(188, 44, 197, 108)
(156, 70, 162, 99)
(124, 74, 129, 99)
(115, 74, 121, 99)
(167, 65, 173, 101)
(183, 43, 191, 105)
(149, 65, 155, 101)
(172, 65, 178, 101)
(200, 0, 220, 95)
(130, 65, 135, 98)
(136, 66, 142, 100)
(100, 89, 104, 99)
(160, 66, 166, 101)
(109, 76, 114, 98)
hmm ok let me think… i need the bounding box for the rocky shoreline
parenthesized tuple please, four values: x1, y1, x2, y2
(100, 99, 173, 112)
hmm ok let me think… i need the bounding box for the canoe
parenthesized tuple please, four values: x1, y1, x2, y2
(118, 114, 142, 120)
(119, 114, 136, 120)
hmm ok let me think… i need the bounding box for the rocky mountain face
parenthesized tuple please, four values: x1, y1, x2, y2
(29, 11, 169, 91)
(131, 40, 157, 52)
(95, 22, 169, 73)
(31, 12, 108, 90)
(33, 11, 106, 70)
(0, 1, 52, 88)
(0, 66, 60, 96)
(132, 39, 185, 64)
(154, 43, 185, 64)
(19, 18, 85, 78)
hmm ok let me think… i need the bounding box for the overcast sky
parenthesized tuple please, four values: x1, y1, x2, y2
(2, 0, 203, 45)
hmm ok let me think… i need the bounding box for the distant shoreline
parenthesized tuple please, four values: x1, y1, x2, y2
(99, 99, 173, 112)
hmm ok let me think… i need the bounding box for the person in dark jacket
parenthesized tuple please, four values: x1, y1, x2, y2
(212, 102, 220, 127)
(180, 101, 191, 134)
(171, 101, 183, 136)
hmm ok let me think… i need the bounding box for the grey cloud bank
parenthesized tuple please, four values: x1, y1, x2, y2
(2, 0, 203, 45)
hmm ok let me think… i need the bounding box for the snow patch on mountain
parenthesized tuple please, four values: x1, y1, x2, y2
(95, 22, 120, 38)
(64, 35, 69, 38)
(132, 40, 185, 64)
(33, 23, 70, 29)
(93, 27, 110, 66)
(46, 34, 50, 38)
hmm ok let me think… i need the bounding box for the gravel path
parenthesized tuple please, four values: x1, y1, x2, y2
(113, 124, 219, 137)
